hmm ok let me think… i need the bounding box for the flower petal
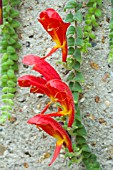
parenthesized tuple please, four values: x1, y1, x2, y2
(48, 142, 63, 166)
(18, 75, 49, 95)
(22, 55, 61, 81)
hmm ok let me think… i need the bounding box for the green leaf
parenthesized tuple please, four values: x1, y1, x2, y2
(7, 59, 14, 66)
(67, 72, 75, 81)
(67, 37, 75, 46)
(75, 108, 82, 121)
(75, 38, 84, 47)
(71, 82, 82, 92)
(11, 20, 20, 28)
(13, 42, 22, 49)
(7, 25, 16, 34)
(109, 32, 113, 38)
(2, 99, 14, 106)
(76, 136, 86, 144)
(88, 7, 95, 14)
(2, 87, 8, 93)
(10, 63, 18, 71)
(82, 144, 91, 152)
(10, 0, 21, 6)
(66, 26, 75, 35)
(2, 93, 14, 99)
(84, 25, 92, 32)
(89, 33, 96, 39)
(68, 47, 75, 55)
(73, 11, 83, 22)
(1, 105, 12, 111)
(76, 126, 87, 136)
(7, 38, 16, 45)
(65, 12, 74, 22)
(8, 87, 16, 93)
(73, 49, 82, 62)
(1, 75, 8, 83)
(1, 63, 9, 71)
(74, 71, 84, 82)
(82, 151, 91, 158)
(7, 80, 16, 87)
(85, 19, 92, 25)
(76, 26, 83, 38)
(95, 9, 102, 17)
(6, 5, 11, 13)
(7, 69, 15, 78)
(72, 61, 80, 71)
(64, 0, 77, 11)
(7, 46, 16, 54)
(10, 8, 19, 18)
(3, 0, 9, 5)
(0, 40, 8, 48)
(1, 53, 8, 62)
(9, 54, 18, 61)
(73, 92, 79, 104)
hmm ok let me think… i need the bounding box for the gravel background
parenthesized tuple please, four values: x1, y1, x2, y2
(0, 0, 113, 170)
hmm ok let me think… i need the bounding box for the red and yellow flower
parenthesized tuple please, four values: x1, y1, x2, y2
(18, 55, 75, 127)
(38, 8, 70, 62)
(27, 114, 73, 166)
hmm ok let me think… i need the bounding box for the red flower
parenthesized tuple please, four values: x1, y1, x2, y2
(18, 55, 75, 127)
(38, 8, 70, 62)
(27, 114, 73, 166)
(45, 79, 75, 127)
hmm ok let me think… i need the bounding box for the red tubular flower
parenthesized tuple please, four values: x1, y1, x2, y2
(38, 8, 70, 62)
(45, 79, 75, 127)
(27, 114, 73, 166)
(18, 55, 75, 127)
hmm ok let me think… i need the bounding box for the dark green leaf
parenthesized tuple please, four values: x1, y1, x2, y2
(68, 37, 75, 46)
(75, 108, 82, 121)
(64, 0, 77, 11)
(75, 38, 84, 47)
(76, 136, 86, 144)
(73, 49, 82, 62)
(82, 151, 91, 158)
(82, 144, 91, 152)
(67, 26, 75, 35)
(74, 71, 84, 82)
(72, 61, 80, 70)
(73, 92, 79, 104)
(77, 127, 87, 136)
(67, 72, 75, 81)
(76, 26, 83, 38)
(65, 12, 74, 22)
(73, 11, 82, 22)
(68, 47, 75, 55)
(72, 82, 82, 92)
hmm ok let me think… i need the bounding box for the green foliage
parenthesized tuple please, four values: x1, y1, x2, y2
(0, 0, 21, 122)
(108, 8, 113, 63)
(83, 0, 102, 52)
(64, 0, 102, 169)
